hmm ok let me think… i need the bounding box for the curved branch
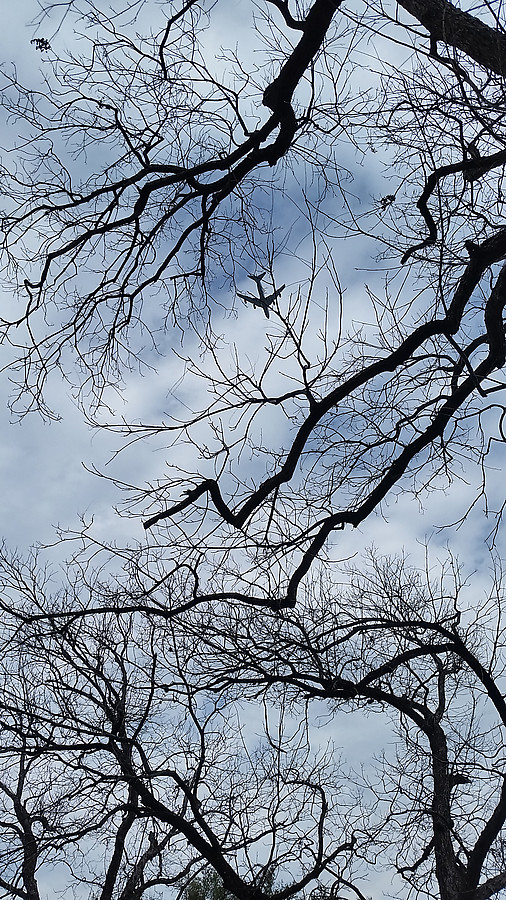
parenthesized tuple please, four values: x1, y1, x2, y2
(402, 152, 506, 264)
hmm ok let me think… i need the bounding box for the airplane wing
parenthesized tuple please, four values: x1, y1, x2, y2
(238, 292, 261, 307)
(264, 284, 285, 303)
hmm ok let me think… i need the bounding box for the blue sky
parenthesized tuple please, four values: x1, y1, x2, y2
(0, 0, 502, 575)
(1, 5, 506, 899)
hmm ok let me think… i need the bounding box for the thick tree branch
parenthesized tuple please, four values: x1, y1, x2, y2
(398, 0, 506, 75)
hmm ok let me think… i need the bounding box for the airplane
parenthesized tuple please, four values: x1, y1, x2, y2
(237, 272, 285, 318)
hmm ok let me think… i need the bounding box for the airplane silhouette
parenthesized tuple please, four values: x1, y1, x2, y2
(237, 272, 285, 318)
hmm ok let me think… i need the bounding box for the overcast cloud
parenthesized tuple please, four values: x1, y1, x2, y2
(0, 5, 505, 899)
(0, 0, 502, 577)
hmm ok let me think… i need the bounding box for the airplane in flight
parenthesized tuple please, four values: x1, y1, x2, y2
(237, 272, 285, 318)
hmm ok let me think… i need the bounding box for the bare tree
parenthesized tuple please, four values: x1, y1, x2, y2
(176, 549, 506, 900)
(0, 543, 359, 900)
(1, 541, 506, 900)
(2, 3, 506, 897)
(1, 0, 505, 604)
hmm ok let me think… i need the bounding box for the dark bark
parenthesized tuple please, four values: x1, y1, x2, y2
(398, 0, 506, 74)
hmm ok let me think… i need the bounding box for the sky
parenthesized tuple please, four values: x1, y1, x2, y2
(0, 3, 506, 899)
(0, 2, 167, 554)
(0, 0, 503, 583)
